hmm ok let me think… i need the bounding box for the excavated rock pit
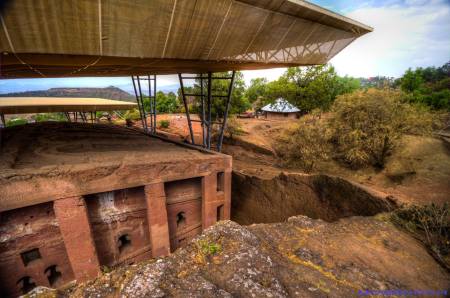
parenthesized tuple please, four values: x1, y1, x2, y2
(231, 171, 398, 225)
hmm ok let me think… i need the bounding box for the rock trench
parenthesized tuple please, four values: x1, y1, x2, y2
(231, 171, 398, 224)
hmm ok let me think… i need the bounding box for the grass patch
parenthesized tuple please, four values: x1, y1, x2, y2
(194, 238, 222, 264)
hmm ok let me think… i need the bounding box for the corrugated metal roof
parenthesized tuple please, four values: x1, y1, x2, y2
(261, 98, 300, 113)
(0, 0, 372, 78)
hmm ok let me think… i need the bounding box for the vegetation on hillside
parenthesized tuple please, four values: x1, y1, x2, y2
(400, 63, 450, 110)
(275, 89, 437, 171)
(391, 203, 449, 270)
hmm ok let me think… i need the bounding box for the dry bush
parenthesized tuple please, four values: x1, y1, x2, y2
(274, 89, 439, 171)
(224, 116, 245, 140)
(329, 89, 434, 168)
(391, 203, 449, 270)
(124, 108, 141, 121)
(274, 116, 330, 172)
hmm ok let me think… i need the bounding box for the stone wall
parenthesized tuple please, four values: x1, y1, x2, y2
(0, 171, 231, 297)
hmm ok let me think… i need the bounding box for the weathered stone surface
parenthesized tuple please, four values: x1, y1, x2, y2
(62, 216, 449, 297)
(0, 122, 231, 212)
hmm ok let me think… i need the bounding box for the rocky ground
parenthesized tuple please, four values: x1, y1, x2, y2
(26, 217, 449, 297)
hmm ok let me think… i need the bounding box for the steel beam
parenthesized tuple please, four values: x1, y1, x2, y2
(207, 72, 212, 150)
(178, 73, 195, 144)
(217, 71, 236, 152)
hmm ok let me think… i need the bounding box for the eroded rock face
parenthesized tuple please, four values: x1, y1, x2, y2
(232, 171, 398, 224)
(38, 217, 449, 297)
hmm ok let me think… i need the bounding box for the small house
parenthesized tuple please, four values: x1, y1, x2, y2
(261, 98, 301, 120)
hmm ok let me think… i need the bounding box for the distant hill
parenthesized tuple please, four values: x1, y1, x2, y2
(0, 86, 135, 102)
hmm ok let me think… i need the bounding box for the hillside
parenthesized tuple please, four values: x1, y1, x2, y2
(0, 86, 135, 102)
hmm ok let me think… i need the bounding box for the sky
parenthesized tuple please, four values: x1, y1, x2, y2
(1, 0, 449, 94)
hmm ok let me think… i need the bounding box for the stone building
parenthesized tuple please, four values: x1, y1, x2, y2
(0, 122, 231, 297)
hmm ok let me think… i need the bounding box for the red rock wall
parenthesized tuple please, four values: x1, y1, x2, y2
(0, 171, 231, 297)
(0, 203, 74, 297)
(165, 178, 203, 252)
(85, 187, 152, 268)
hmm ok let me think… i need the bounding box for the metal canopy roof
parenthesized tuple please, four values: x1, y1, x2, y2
(261, 98, 300, 113)
(0, 97, 137, 114)
(0, 0, 372, 78)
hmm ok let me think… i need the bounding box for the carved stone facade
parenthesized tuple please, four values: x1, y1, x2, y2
(0, 123, 232, 297)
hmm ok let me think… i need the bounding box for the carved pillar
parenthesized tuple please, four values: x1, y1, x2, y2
(145, 183, 170, 257)
(53, 196, 100, 282)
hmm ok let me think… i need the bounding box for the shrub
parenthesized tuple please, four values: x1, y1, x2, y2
(159, 119, 170, 129)
(6, 118, 28, 127)
(124, 109, 141, 121)
(391, 203, 449, 270)
(224, 116, 244, 139)
(33, 113, 66, 122)
(329, 89, 434, 168)
(274, 89, 438, 171)
(274, 116, 330, 172)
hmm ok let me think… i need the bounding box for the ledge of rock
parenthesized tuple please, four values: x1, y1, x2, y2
(26, 217, 449, 298)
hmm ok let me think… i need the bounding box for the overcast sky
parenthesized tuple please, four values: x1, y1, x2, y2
(1, 0, 449, 94)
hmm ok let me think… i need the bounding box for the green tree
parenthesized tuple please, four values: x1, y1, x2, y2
(336, 76, 361, 94)
(400, 62, 450, 110)
(144, 91, 179, 113)
(401, 68, 424, 93)
(265, 64, 359, 112)
(190, 71, 250, 119)
(245, 77, 268, 104)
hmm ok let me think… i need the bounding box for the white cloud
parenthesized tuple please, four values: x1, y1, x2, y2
(330, 0, 450, 77)
(241, 68, 287, 85)
(242, 0, 450, 81)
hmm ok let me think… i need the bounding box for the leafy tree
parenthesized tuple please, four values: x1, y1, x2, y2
(265, 64, 359, 112)
(400, 62, 450, 110)
(245, 77, 268, 105)
(401, 68, 424, 93)
(336, 76, 361, 95)
(190, 71, 250, 119)
(143, 91, 179, 113)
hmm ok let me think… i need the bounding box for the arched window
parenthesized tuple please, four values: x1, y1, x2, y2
(176, 212, 186, 227)
(117, 234, 132, 253)
(16, 276, 36, 294)
(45, 265, 62, 286)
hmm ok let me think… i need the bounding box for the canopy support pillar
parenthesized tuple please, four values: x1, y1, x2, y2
(178, 72, 235, 152)
(132, 75, 157, 134)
